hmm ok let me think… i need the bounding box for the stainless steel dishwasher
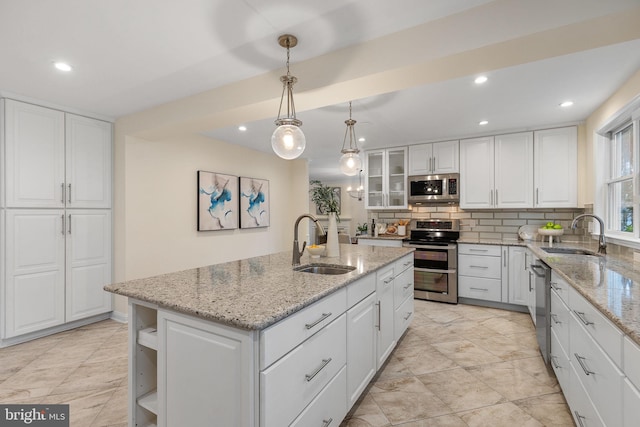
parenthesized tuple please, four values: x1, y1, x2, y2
(530, 258, 551, 366)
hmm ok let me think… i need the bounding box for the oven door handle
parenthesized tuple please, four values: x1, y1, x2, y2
(404, 244, 457, 250)
(415, 267, 457, 274)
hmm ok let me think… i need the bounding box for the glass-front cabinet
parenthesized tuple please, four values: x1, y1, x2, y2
(365, 147, 407, 209)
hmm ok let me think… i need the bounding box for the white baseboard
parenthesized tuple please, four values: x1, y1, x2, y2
(110, 309, 128, 323)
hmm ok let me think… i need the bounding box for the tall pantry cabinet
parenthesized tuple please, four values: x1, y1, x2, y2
(1, 99, 113, 345)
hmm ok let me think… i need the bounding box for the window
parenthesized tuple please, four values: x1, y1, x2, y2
(607, 123, 634, 234)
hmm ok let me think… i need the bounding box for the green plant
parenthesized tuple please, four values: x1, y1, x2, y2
(310, 180, 340, 221)
(356, 223, 368, 234)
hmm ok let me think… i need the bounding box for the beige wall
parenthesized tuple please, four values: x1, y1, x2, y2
(112, 132, 308, 315)
(584, 69, 640, 205)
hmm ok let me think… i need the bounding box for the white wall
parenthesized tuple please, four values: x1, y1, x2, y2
(112, 132, 308, 315)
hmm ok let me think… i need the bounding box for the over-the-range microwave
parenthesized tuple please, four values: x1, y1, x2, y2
(408, 173, 460, 204)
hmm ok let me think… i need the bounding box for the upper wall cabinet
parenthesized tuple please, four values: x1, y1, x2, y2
(3, 99, 112, 209)
(460, 132, 534, 209)
(365, 148, 408, 210)
(534, 127, 577, 208)
(408, 140, 459, 175)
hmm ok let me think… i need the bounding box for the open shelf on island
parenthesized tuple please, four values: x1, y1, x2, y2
(138, 390, 158, 415)
(138, 326, 158, 350)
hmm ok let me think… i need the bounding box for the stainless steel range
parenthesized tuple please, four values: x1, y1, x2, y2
(403, 219, 460, 304)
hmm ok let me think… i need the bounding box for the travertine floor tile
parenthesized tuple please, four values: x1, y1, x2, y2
(514, 392, 574, 426)
(431, 339, 502, 367)
(393, 343, 458, 376)
(52, 357, 128, 395)
(467, 333, 540, 361)
(393, 414, 468, 427)
(341, 393, 391, 427)
(459, 401, 543, 427)
(91, 385, 128, 426)
(466, 360, 558, 400)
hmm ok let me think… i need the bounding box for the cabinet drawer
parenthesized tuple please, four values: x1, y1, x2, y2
(394, 296, 414, 340)
(394, 254, 414, 274)
(458, 255, 501, 279)
(290, 366, 347, 427)
(549, 272, 569, 305)
(550, 289, 570, 355)
(550, 328, 571, 393)
(458, 276, 501, 302)
(347, 273, 376, 309)
(458, 244, 501, 256)
(261, 314, 347, 427)
(569, 286, 622, 366)
(624, 378, 640, 427)
(624, 336, 640, 389)
(260, 287, 347, 369)
(570, 313, 624, 427)
(569, 363, 605, 427)
(393, 268, 413, 309)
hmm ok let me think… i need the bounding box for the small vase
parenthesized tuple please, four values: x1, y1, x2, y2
(326, 212, 340, 257)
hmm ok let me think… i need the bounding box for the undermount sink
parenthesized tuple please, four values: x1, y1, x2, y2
(294, 264, 356, 275)
(540, 247, 598, 256)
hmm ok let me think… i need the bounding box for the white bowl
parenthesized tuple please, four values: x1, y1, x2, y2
(307, 245, 325, 258)
(518, 225, 539, 241)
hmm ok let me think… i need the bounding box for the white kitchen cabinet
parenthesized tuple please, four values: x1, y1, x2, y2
(507, 246, 528, 306)
(458, 243, 503, 303)
(376, 263, 396, 369)
(460, 132, 533, 209)
(460, 136, 494, 209)
(346, 292, 377, 407)
(3, 99, 112, 209)
(2, 209, 112, 339)
(527, 251, 536, 324)
(365, 148, 407, 209)
(408, 140, 459, 175)
(534, 126, 577, 208)
(3, 209, 66, 337)
(66, 210, 112, 321)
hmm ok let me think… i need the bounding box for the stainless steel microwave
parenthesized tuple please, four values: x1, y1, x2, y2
(408, 173, 460, 203)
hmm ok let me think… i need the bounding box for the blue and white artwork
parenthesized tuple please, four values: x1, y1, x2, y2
(240, 177, 270, 228)
(198, 171, 238, 230)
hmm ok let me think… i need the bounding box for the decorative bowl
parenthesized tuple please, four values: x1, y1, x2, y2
(518, 225, 539, 241)
(307, 245, 325, 258)
(538, 228, 564, 236)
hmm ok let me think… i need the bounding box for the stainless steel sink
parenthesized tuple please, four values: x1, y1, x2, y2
(294, 264, 356, 275)
(540, 247, 597, 256)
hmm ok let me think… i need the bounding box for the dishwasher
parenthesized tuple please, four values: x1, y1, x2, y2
(530, 258, 551, 366)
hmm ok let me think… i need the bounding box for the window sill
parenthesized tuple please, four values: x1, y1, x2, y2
(603, 232, 640, 251)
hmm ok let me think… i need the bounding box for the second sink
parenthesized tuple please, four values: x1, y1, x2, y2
(294, 264, 356, 275)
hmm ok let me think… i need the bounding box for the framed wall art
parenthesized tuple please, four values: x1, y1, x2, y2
(240, 177, 270, 228)
(197, 171, 238, 230)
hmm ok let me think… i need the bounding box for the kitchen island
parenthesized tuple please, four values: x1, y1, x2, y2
(105, 244, 414, 427)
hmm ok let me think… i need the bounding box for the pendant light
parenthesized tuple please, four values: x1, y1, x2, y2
(271, 34, 305, 160)
(339, 101, 362, 176)
(346, 169, 364, 200)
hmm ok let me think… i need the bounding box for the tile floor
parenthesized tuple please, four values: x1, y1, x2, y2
(0, 300, 574, 427)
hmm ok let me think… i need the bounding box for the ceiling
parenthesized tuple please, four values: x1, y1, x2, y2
(2, 0, 640, 181)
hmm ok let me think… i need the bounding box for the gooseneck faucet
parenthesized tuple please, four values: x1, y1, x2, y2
(292, 214, 326, 265)
(571, 214, 607, 254)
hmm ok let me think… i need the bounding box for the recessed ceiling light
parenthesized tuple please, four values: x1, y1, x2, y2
(560, 101, 574, 108)
(358, 137, 366, 142)
(238, 125, 247, 131)
(53, 62, 72, 72)
(479, 120, 489, 126)
(474, 76, 488, 84)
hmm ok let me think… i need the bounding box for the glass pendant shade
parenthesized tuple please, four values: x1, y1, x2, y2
(339, 151, 362, 175)
(271, 123, 306, 160)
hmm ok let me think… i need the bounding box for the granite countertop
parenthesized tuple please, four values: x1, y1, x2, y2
(461, 237, 640, 346)
(105, 244, 413, 331)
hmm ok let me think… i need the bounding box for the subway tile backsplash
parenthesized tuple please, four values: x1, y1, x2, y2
(368, 206, 588, 242)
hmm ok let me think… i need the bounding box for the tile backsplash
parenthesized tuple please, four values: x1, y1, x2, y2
(368, 206, 588, 241)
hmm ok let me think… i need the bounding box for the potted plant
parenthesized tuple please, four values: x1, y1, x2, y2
(309, 180, 341, 256)
(309, 180, 340, 221)
(356, 223, 368, 236)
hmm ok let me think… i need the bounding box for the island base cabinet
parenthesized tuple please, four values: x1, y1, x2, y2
(347, 293, 377, 407)
(624, 378, 640, 427)
(290, 366, 347, 427)
(157, 310, 257, 427)
(568, 363, 605, 427)
(261, 314, 346, 427)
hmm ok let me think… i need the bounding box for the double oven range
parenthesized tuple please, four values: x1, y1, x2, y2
(403, 219, 460, 304)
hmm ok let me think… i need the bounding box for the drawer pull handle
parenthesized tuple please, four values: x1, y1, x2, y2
(470, 287, 488, 292)
(305, 312, 332, 330)
(574, 311, 594, 326)
(321, 418, 333, 427)
(384, 277, 394, 284)
(550, 314, 561, 324)
(403, 311, 412, 320)
(550, 282, 561, 291)
(403, 261, 412, 267)
(574, 410, 586, 427)
(376, 302, 381, 330)
(550, 355, 561, 369)
(403, 283, 412, 290)
(574, 353, 595, 376)
(469, 265, 489, 269)
(305, 358, 332, 382)
(468, 248, 488, 252)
